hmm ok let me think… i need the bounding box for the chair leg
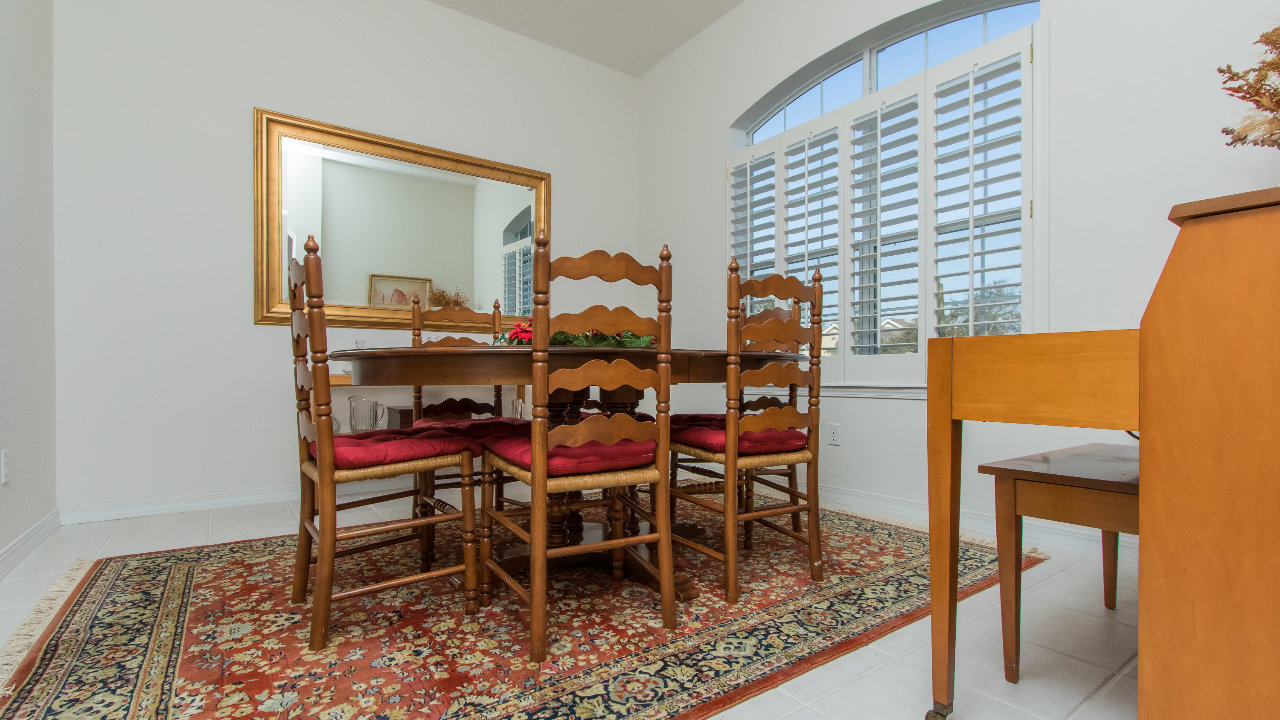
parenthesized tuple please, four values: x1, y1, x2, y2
(309, 480, 338, 651)
(788, 464, 802, 533)
(291, 472, 316, 604)
(806, 459, 822, 582)
(494, 469, 505, 511)
(529, 485, 549, 662)
(1102, 530, 1119, 610)
(723, 461, 739, 604)
(742, 470, 755, 550)
(460, 457, 478, 615)
(995, 476, 1022, 683)
(609, 489, 625, 580)
(479, 458, 495, 608)
(668, 450, 679, 522)
(418, 470, 437, 572)
(654, 473, 677, 630)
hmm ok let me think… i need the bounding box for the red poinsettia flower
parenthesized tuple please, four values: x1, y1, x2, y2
(508, 321, 532, 343)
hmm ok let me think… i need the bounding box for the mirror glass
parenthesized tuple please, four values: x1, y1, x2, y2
(255, 109, 550, 329)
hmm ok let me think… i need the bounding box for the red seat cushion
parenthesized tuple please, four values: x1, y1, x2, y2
(671, 424, 808, 455)
(672, 413, 726, 427)
(480, 434, 656, 477)
(312, 428, 475, 470)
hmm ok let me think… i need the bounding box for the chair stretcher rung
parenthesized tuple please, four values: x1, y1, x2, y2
(485, 559, 530, 605)
(546, 532, 659, 558)
(738, 503, 809, 523)
(757, 517, 809, 543)
(671, 532, 724, 561)
(336, 488, 416, 512)
(671, 489, 725, 512)
(751, 475, 805, 499)
(331, 562, 464, 601)
(487, 508, 531, 543)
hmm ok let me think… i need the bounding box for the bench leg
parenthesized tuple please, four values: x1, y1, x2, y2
(1102, 530, 1118, 610)
(995, 476, 1022, 684)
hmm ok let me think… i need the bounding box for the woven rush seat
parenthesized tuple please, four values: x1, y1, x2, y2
(481, 433, 656, 478)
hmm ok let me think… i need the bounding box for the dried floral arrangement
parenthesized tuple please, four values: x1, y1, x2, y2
(494, 320, 656, 348)
(428, 287, 473, 308)
(1219, 25, 1280, 149)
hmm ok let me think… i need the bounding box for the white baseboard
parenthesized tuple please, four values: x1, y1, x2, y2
(821, 484, 1139, 562)
(0, 508, 61, 578)
(59, 477, 414, 525)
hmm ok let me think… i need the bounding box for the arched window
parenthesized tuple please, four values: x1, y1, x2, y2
(750, 2, 1039, 145)
(728, 2, 1040, 384)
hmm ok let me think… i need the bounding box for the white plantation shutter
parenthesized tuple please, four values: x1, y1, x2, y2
(727, 26, 1035, 383)
(932, 52, 1025, 338)
(729, 154, 778, 279)
(783, 127, 841, 354)
(847, 96, 922, 355)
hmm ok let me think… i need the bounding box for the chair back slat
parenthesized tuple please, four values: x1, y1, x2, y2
(294, 360, 313, 394)
(421, 397, 498, 418)
(529, 229, 672, 477)
(412, 296, 505, 420)
(298, 410, 317, 443)
(741, 395, 788, 412)
(724, 257, 822, 450)
(548, 413, 658, 448)
(549, 358, 658, 393)
(740, 362, 810, 390)
(289, 237, 336, 465)
(739, 405, 809, 434)
(551, 307, 660, 338)
(741, 318, 810, 348)
(551, 250, 661, 288)
(740, 274, 819, 305)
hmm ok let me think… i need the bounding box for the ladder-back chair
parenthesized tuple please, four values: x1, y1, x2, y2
(478, 230, 676, 662)
(410, 297, 525, 565)
(669, 259, 823, 603)
(289, 237, 477, 650)
(672, 303, 807, 542)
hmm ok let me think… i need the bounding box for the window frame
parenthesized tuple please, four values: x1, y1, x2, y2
(727, 26, 1046, 387)
(745, 0, 1040, 145)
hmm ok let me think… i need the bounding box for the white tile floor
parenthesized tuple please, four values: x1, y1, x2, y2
(0, 500, 1137, 720)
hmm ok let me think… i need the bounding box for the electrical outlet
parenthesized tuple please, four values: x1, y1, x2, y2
(1, 449, 9, 485)
(824, 423, 841, 446)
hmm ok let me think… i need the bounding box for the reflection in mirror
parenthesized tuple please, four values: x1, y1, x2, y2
(280, 139, 535, 313)
(254, 109, 550, 329)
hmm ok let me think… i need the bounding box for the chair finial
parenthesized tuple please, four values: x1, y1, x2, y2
(304, 235, 319, 254)
(660, 244, 672, 262)
(493, 299, 501, 312)
(728, 257, 739, 273)
(412, 295, 420, 308)
(811, 268, 822, 284)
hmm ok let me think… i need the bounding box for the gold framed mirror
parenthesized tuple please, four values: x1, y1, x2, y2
(254, 108, 550, 330)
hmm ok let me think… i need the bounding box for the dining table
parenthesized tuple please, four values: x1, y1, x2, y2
(329, 344, 806, 601)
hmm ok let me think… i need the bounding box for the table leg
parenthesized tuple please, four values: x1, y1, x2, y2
(995, 476, 1022, 684)
(926, 339, 961, 719)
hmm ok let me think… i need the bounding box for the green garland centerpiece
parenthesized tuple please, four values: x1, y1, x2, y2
(494, 320, 656, 348)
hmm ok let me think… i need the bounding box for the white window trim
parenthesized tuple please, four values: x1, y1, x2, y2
(727, 24, 1049, 387)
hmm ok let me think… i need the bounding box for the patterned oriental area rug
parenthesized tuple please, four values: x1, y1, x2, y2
(0, 503, 1041, 720)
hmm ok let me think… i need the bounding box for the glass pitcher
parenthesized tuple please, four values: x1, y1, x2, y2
(348, 395, 386, 433)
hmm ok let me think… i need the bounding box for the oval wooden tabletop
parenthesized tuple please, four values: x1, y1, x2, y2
(329, 346, 804, 386)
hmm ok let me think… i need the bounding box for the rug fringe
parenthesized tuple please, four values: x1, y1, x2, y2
(0, 559, 94, 697)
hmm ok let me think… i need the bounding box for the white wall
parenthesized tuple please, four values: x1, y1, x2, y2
(0, 0, 58, 555)
(638, 0, 1277, 530)
(321, 161, 475, 306)
(52, 0, 640, 518)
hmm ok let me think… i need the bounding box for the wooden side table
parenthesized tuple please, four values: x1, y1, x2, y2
(979, 443, 1138, 684)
